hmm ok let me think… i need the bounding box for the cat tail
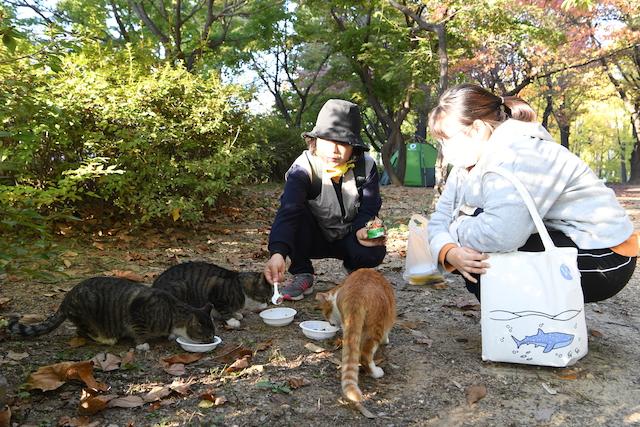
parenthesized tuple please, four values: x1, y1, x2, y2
(8, 310, 66, 337)
(341, 307, 366, 403)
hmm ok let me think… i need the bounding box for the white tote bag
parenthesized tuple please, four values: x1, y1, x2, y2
(480, 168, 588, 367)
(403, 214, 440, 284)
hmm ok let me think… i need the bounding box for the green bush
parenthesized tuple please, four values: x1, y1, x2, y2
(250, 114, 306, 181)
(1, 45, 265, 224)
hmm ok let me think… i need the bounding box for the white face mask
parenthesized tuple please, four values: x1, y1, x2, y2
(441, 132, 486, 168)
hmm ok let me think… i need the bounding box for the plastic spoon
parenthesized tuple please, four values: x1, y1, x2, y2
(272, 282, 283, 305)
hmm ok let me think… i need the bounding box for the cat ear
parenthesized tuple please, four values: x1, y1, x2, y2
(315, 292, 328, 302)
(201, 303, 214, 317)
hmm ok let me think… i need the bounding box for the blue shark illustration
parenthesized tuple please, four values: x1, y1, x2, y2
(511, 329, 574, 353)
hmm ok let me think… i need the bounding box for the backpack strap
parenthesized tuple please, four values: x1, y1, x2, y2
(353, 155, 367, 198)
(305, 151, 322, 200)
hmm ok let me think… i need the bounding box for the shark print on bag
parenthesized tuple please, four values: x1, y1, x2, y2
(511, 328, 574, 353)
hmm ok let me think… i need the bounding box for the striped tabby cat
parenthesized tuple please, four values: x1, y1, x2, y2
(315, 268, 396, 404)
(9, 277, 216, 345)
(152, 261, 272, 328)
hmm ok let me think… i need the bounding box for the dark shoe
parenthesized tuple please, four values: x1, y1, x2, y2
(281, 273, 314, 301)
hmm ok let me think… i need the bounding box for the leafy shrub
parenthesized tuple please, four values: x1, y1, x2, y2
(1, 45, 265, 224)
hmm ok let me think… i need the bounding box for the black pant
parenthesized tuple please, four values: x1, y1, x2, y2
(288, 206, 386, 275)
(463, 231, 636, 303)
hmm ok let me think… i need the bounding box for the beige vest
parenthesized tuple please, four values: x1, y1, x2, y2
(288, 151, 375, 241)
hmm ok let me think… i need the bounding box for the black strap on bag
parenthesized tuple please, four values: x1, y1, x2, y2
(305, 152, 367, 200)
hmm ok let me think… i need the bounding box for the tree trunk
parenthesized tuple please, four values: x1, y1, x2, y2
(559, 124, 570, 149)
(628, 108, 640, 184)
(381, 132, 402, 186)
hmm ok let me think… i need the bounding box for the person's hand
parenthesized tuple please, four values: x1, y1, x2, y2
(355, 227, 386, 247)
(445, 246, 490, 283)
(264, 253, 286, 284)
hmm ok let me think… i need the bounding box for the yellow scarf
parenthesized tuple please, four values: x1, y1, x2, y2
(325, 161, 355, 180)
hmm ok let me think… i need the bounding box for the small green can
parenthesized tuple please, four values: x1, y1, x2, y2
(366, 227, 385, 239)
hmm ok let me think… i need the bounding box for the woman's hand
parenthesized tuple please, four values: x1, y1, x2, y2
(355, 227, 386, 247)
(264, 253, 286, 284)
(445, 246, 490, 283)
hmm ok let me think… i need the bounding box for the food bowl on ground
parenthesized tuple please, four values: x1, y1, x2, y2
(299, 320, 340, 340)
(176, 336, 222, 352)
(259, 307, 297, 326)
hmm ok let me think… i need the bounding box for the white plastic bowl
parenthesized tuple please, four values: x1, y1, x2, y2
(176, 336, 222, 352)
(259, 307, 297, 326)
(299, 320, 340, 340)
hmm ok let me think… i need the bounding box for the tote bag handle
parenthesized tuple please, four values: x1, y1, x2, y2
(485, 168, 556, 252)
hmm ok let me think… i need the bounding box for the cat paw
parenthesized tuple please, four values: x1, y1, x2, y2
(135, 343, 150, 352)
(383, 334, 390, 345)
(370, 366, 384, 379)
(226, 318, 241, 329)
(232, 312, 244, 320)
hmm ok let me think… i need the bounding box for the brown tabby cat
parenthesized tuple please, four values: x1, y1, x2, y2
(8, 277, 216, 345)
(152, 261, 272, 328)
(315, 268, 396, 403)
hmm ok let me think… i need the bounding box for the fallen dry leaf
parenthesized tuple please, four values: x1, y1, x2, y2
(199, 390, 216, 402)
(214, 344, 253, 364)
(92, 242, 105, 251)
(169, 379, 193, 395)
(143, 386, 172, 403)
(541, 382, 557, 395)
(397, 320, 422, 329)
(62, 259, 73, 268)
(443, 300, 481, 311)
(6, 351, 28, 361)
(26, 361, 108, 392)
(225, 355, 251, 373)
(254, 339, 273, 352)
(107, 395, 145, 409)
(0, 297, 12, 308)
(555, 367, 582, 380)
(329, 337, 343, 350)
(162, 353, 203, 365)
(78, 389, 117, 416)
(68, 337, 87, 348)
(56, 415, 100, 427)
(120, 350, 135, 365)
(105, 270, 145, 282)
(161, 362, 186, 376)
(414, 336, 433, 347)
(0, 405, 10, 427)
(125, 251, 145, 261)
(287, 377, 310, 389)
(214, 396, 228, 406)
(91, 353, 121, 372)
(590, 329, 604, 338)
(465, 384, 487, 405)
(304, 342, 326, 353)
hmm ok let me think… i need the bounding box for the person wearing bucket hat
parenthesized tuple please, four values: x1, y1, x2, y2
(264, 99, 386, 301)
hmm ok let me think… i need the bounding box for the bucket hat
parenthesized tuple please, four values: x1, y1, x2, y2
(302, 99, 369, 150)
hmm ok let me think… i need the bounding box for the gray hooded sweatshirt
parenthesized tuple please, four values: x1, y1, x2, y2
(428, 119, 633, 263)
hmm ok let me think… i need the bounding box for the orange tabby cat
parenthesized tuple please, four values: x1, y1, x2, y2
(315, 268, 396, 403)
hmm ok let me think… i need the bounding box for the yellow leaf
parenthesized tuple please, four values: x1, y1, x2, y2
(198, 400, 214, 408)
(171, 208, 181, 221)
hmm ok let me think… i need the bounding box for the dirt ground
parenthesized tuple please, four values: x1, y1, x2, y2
(1, 184, 640, 427)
